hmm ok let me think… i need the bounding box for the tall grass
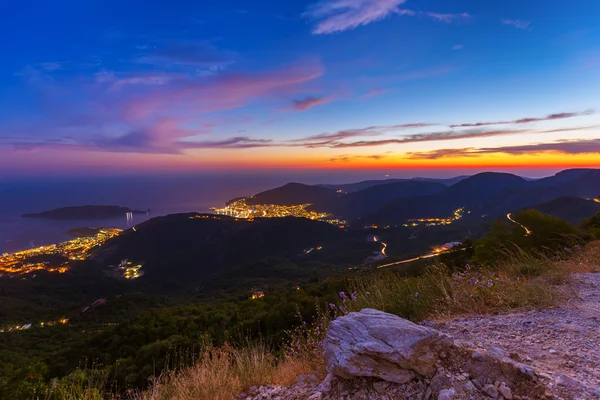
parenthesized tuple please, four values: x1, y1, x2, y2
(131, 344, 311, 400)
(130, 242, 600, 400)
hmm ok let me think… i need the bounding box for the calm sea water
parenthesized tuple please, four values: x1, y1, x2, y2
(0, 170, 406, 253)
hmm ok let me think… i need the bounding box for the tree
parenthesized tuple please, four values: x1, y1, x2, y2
(474, 210, 579, 263)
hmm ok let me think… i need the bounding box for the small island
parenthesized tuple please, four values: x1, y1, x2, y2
(23, 205, 148, 220)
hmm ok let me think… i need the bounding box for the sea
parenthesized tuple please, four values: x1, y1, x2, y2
(0, 170, 411, 253)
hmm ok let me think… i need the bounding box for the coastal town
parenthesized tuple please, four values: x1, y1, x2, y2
(210, 198, 347, 226)
(0, 228, 121, 277)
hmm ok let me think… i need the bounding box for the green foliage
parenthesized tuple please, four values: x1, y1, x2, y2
(582, 212, 600, 239)
(474, 209, 580, 263)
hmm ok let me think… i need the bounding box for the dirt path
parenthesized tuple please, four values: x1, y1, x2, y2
(427, 272, 600, 398)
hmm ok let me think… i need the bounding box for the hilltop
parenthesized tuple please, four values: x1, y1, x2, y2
(226, 169, 600, 224)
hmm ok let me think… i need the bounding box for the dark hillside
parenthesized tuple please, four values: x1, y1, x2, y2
(245, 183, 337, 205)
(92, 214, 365, 291)
(311, 181, 446, 219)
(365, 173, 529, 224)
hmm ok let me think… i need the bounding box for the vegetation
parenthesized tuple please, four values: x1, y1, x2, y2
(3, 209, 600, 399)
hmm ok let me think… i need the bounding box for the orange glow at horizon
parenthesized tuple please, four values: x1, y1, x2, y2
(3, 147, 600, 173)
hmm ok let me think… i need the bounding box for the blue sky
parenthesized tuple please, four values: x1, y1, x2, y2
(1, 0, 599, 176)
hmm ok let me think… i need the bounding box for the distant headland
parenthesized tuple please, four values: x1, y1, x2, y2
(22, 205, 148, 220)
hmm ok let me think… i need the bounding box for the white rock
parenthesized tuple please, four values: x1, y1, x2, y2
(498, 382, 513, 399)
(438, 388, 456, 400)
(323, 309, 452, 383)
(483, 384, 499, 399)
(464, 381, 477, 392)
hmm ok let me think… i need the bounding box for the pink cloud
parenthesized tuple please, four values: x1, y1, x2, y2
(362, 88, 386, 99)
(291, 96, 331, 111)
(125, 60, 325, 121)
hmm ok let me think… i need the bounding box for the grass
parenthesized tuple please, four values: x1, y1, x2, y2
(54, 242, 600, 400)
(129, 344, 312, 400)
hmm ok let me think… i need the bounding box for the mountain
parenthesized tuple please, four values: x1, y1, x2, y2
(319, 176, 469, 193)
(365, 173, 529, 224)
(245, 183, 337, 206)
(479, 169, 600, 216)
(311, 181, 447, 219)
(92, 213, 369, 292)
(521, 196, 600, 224)
(531, 168, 597, 187)
(22, 205, 146, 220)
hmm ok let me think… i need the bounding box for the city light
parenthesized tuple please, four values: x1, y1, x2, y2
(0, 229, 122, 277)
(402, 208, 465, 228)
(209, 198, 347, 226)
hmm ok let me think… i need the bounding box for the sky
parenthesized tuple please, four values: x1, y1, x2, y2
(1, 0, 600, 177)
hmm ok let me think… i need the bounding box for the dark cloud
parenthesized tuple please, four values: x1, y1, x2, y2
(179, 136, 273, 149)
(405, 139, 600, 159)
(449, 110, 594, 128)
(329, 154, 387, 162)
(292, 123, 439, 146)
(291, 96, 331, 111)
(329, 128, 528, 148)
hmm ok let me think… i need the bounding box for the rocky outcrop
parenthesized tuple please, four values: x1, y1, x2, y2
(242, 273, 600, 399)
(323, 308, 452, 383)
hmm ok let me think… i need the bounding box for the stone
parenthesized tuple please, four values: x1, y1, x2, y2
(471, 378, 484, 390)
(483, 384, 499, 399)
(488, 347, 506, 359)
(297, 374, 319, 385)
(423, 386, 433, 400)
(509, 353, 521, 361)
(438, 388, 456, 400)
(430, 374, 452, 394)
(323, 309, 452, 383)
(373, 381, 390, 394)
(316, 374, 335, 392)
(555, 373, 580, 389)
(464, 381, 477, 392)
(498, 382, 513, 399)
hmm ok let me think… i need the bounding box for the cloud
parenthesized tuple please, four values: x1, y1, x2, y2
(425, 12, 471, 23)
(449, 110, 594, 128)
(305, 0, 409, 34)
(304, 0, 472, 34)
(180, 136, 273, 149)
(405, 139, 600, 159)
(125, 59, 325, 120)
(6, 58, 325, 155)
(40, 62, 64, 71)
(96, 71, 184, 90)
(329, 128, 529, 148)
(291, 123, 439, 146)
(136, 41, 236, 69)
(452, 44, 463, 50)
(329, 154, 387, 162)
(502, 19, 531, 30)
(362, 88, 386, 99)
(291, 96, 331, 111)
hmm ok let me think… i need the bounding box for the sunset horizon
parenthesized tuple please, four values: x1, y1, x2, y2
(1, 0, 599, 176)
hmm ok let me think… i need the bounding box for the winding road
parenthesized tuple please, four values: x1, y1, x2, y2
(506, 213, 532, 236)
